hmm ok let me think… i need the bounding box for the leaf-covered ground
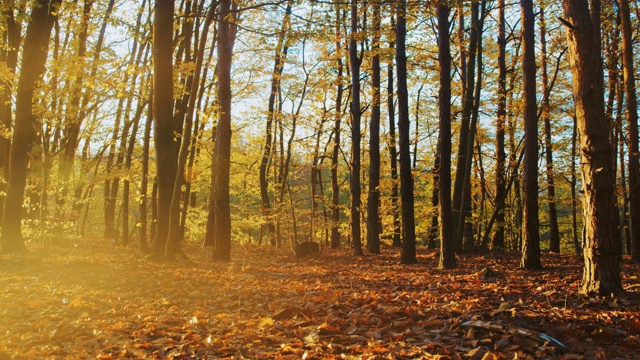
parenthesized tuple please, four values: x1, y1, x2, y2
(1, 241, 639, 359)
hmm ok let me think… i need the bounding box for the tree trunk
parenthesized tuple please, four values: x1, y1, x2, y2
(520, 0, 541, 269)
(211, 0, 236, 261)
(540, 5, 560, 253)
(437, 2, 455, 269)
(152, 0, 178, 255)
(492, 0, 507, 251)
(619, 0, 640, 262)
(349, 0, 363, 256)
(0, 2, 20, 224)
(139, 92, 153, 253)
(562, 0, 622, 295)
(0, 0, 61, 253)
(396, 0, 416, 264)
(259, 0, 292, 247)
(330, 6, 344, 249)
(387, 40, 401, 248)
(367, 3, 381, 255)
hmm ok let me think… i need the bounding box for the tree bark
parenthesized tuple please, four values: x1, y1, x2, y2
(520, 0, 541, 269)
(539, 5, 560, 253)
(562, 0, 622, 295)
(366, 2, 381, 255)
(0, 0, 61, 253)
(396, 0, 416, 264)
(619, 0, 640, 262)
(492, 0, 507, 251)
(349, 0, 363, 256)
(211, 0, 236, 261)
(437, 2, 455, 269)
(330, 5, 344, 249)
(387, 38, 401, 248)
(152, 0, 178, 255)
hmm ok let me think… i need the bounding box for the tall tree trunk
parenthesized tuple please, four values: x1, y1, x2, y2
(520, 0, 541, 269)
(349, 0, 363, 256)
(571, 113, 581, 256)
(0, 0, 20, 224)
(492, 0, 507, 251)
(540, 5, 560, 253)
(152, 0, 178, 255)
(211, 0, 236, 261)
(562, 0, 622, 295)
(619, 0, 640, 262)
(367, 3, 381, 255)
(0, 0, 61, 253)
(165, 3, 215, 258)
(259, 0, 292, 247)
(437, 2, 455, 269)
(330, 6, 344, 249)
(396, 0, 416, 264)
(387, 39, 401, 248)
(452, 1, 479, 252)
(139, 92, 153, 253)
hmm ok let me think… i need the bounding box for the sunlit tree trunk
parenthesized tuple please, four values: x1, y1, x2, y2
(211, 0, 236, 261)
(367, 2, 381, 255)
(0, 0, 61, 253)
(619, 0, 640, 262)
(0, 1, 20, 224)
(260, 0, 292, 247)
(562, 0, 622, 295)
(437, 2, 455, 269)
(396, 0, 416, 264)
(152, 0, 178, 255)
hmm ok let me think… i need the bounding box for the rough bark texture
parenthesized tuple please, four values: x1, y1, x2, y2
(349, 0, 363, 256)
(437, 3, 455, 269)
(563, 0, 622, 295)
(619, 0, 640, 262)
(520, 0, 541, 269)
(366, 3, 381, 255)
(396, 0, 416, 264)
(152, 0, 178, 255)
(0, 0, 61, 252)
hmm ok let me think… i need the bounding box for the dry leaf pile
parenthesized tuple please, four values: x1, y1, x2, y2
(0, 241, 638, 359)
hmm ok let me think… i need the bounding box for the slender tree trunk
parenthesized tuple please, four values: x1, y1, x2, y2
(540, 5, 560, 253)
(152, 0, 178, 255)
(260, 0, 292, 247)
(452, 1, 479, 252)
(349, 0, 363, 256)
(0, 1, 20, 224)
(437, 2, 455, 269)
(562, 0, 622, 295)
(211, 0, 236, 261)
(619, 0, 640, 262)
(330, 6, 344, 249)
(571, 114, 581, 256)
(387, 40, 401, 248)
(396, 0, 416, 264)
(367, 3, 381, 255)
(139, 92, 152, 253)
(0, 0, 61, 253)
(492, 0, 507, 251)
(520, 0, 541, 269)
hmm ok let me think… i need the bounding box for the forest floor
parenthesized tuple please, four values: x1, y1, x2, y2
(0, 240, 639, 360)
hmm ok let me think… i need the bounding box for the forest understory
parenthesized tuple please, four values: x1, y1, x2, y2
(1, 241, 639, 360)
